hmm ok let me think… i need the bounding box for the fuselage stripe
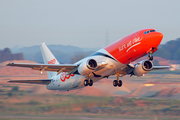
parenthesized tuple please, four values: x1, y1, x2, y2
(126, 42, 141, 52)
(90, 52, 118, 62)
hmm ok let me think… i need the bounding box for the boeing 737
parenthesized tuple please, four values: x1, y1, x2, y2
(7, 29, 169, 91)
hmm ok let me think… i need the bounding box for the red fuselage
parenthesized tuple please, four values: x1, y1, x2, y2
(105, 29, 163, 64)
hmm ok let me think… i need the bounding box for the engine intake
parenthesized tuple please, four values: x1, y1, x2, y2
(78, 59, 98, 76)
(142, 60, 153, 71)
(133, 60, 153, 76)
(87, 59, 97, 70)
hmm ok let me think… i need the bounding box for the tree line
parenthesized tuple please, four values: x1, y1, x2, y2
(154, 38, 180, 60)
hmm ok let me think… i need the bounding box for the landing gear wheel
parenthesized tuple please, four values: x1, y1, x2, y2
(84, 80, 89, 86)
(148, 52, 153, 61)
(89, 79, 93, 86)
(113, 80, 118, 87)
(149, 56, 153, 61)
(117, 80, 122, 87)
(148, 56, 153, 61)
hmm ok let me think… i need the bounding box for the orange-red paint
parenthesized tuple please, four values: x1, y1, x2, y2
(105, 29, 163, 64)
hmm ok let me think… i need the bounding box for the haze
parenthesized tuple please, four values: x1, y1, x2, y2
(0, 0, 180, 49)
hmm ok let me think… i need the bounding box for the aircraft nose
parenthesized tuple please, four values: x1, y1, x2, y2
(158, 32, 163, 39)
(156, 32, 163, 42)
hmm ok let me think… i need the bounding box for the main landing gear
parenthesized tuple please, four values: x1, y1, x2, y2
(113, 71, 122, 87)
(84, 79, 93, 86)
(84, 75, 93, 86)
(113, 80, 122, 87)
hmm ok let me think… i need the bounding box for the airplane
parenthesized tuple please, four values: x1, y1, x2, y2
(7, 29, 169, 91)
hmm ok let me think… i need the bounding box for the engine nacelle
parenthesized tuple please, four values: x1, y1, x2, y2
(133, 60, 153, 76)
(78, 59, 98, 76)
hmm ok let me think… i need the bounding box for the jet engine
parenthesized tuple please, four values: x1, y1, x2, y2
(78, 59, 98, 76)
(133, 60, 153, 76)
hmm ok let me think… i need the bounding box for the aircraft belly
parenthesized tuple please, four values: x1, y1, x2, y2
(93, 59, 125, 77)
(46, 74, 86, 91)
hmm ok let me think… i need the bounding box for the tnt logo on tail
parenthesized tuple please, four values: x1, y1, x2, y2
(48, 59, 56, 64)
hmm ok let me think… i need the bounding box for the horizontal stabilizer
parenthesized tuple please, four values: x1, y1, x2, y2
(8, 79, 52, 85)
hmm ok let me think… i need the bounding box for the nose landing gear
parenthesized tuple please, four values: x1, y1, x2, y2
(148, 52, 153, 61)
(148, 49, 155, 61)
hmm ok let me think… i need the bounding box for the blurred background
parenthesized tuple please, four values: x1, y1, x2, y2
(1, 0, 180, 119)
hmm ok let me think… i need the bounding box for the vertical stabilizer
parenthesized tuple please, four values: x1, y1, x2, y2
(40, 42, 59, 78)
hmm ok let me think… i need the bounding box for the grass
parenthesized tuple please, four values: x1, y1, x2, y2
(1, 92, 180, 119)
(1, 115, 180, 120)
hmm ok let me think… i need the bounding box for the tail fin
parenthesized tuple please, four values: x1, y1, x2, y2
(40, 42, 59, 78)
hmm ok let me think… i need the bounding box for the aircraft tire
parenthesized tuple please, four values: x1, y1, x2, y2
(150, 56, 153, 61)
(118, 80, 122, 87)
(113, 80, 118, 87)
(148, 56, 153, 61)
(84, 80, 89, 86)
(89, 79, 93, 86)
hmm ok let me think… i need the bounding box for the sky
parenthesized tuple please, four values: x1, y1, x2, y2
(0, 0, 180, 49)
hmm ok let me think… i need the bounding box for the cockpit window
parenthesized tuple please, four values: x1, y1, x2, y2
(144, 29, 156, 34)
(150, 30, 156, 32)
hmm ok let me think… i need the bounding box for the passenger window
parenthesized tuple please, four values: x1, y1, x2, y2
(144, 31, 149, 34)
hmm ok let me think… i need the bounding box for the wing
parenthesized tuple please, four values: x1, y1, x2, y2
(8, 79, 52, 84)
(128, 63, 169, 70)
(7, 63, 78, 74)
(116, 64, 169, 77)
(152, 66, 170, 70)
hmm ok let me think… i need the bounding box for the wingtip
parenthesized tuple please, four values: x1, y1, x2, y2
(7, 80, 12, 82)
(6, 62, 14, 66)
